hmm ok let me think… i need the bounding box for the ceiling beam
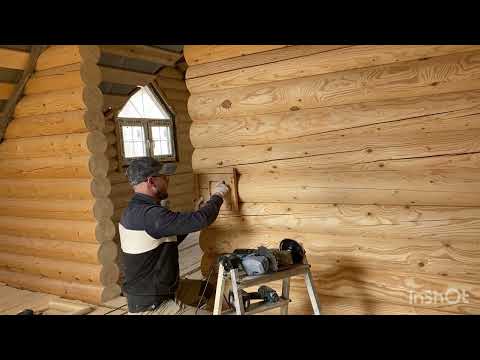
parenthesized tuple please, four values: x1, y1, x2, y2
(100, 45, 183, 67)
(0, 48, 30, 70)
(0, 82, 16, 100)
(100, 65, 156, 87)
(0, 45, 48, 143)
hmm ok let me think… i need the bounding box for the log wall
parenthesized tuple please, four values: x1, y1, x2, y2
(0, 46, 120, 304)
(184, 45, 480, 315)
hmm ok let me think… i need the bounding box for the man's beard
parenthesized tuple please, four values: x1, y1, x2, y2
(153, 186, 168, 201)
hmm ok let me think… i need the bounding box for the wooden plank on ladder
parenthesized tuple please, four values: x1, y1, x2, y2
(230, 269, 246, 315)
(213, 264, 225, 315)
(304, 267, 321, 315)
(281, 277, 290, 315)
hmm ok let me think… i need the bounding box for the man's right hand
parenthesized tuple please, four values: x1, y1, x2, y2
(212, 181, 230, 199)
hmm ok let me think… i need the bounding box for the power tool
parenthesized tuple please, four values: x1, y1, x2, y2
(228, 285, 280, 311)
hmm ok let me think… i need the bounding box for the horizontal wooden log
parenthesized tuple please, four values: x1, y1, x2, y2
(104, 94, 128, 111)
(0, 177, 111, 200)
(100, 65, 155, 87)
(154, 76, 188, 91)
(104, 119, 116, 133)
(14, 86, 103, 118)
(36, 45, 100, 71)
(0, 216, 115, 243)
(200, 253, 480, 314)
(0, 235, 117, 264)
(108, 171, 128, 185)
(235, 171, 480, 207)
(192, 111, 480, 169)
(175, 113, 192, 124)
(0, 269, 120, 304)
(105, 132, 116, 145)
(163, 88, 188, 102)
(204, 214, 480, 246)
(0, 82, 15, 100)
(158, 67, 183, 80)
(190, 89, 480, 148)
(168, 99, 188, 114)
(106, 145, 117, 158)
(188, 50, 480, 121)
(0, 154, 109, 179)
(0, 252, 119, 285)
(0, 131, 107, 160)
(250, 280, 471, 315)
(186, 45, 349, 79)
(184, 45, 289, 66)
(304, 265, 480, 314)
(226, 202, 480, 220)
(100, 45, 182, 66)
(0, 47, 30, 70)
(25, 62, 101, 95)
(0, 197, 113, 221)
(4, 110, 104, 139)
(187, 45, 480, 93)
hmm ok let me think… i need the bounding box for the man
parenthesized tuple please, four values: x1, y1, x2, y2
(119, 157, 230, 315)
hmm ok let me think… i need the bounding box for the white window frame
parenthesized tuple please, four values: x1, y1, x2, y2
(116, 86, 177, 166)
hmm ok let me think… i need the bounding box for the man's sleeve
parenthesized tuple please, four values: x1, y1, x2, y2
(145, 195, 224, 239)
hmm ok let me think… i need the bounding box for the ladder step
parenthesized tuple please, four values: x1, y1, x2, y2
(222, 297, 290, 315)
(237, 264, 309, 290)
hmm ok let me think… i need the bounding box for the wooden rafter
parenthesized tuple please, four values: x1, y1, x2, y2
(0, 48, 30, 70)
(0, 45, 48, 143)
(100, 65, 155, 87)
(100, 45, 183, 67)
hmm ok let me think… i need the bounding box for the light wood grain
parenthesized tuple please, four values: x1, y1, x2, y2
(4, 110, 103, 139)
(0, 252, 118, 285)
(0, 235, 117, 265)
(188, 50, 480, 121)
(192, 112, 480, 170)
(0, 154, 109, 179)
(0, 177, 110, 200)
(0, 216, 115, 243)
(0, 47, 30, 70)
(0, 82, 15, 100)
(187, 45, 480, 93)
(186, 45, 350, 79)
(184, 45, 289, 66)
(0, 269, 120, 304)
(100, 45, 182, 66)
(190, 89, 480, 148)
(14, 87, 103, 118)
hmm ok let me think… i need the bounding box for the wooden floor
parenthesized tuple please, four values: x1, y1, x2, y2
(0, 232, 204, 315)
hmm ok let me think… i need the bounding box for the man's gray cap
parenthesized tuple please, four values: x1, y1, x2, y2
(126, 157, 177, 185)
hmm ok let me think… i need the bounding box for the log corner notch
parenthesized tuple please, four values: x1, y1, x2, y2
(0, 45, 120, 305)
(0, 46, 48, 143)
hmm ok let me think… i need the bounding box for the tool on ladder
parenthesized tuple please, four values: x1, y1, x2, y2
(212, 239, 322, 315)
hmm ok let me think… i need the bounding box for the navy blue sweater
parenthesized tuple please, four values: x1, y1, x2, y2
(119, 193, 223, 299)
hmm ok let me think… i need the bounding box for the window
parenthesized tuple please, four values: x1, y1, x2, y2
(117, 85, 177, 165)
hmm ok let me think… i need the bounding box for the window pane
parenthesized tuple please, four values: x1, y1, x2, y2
(122, 126, 133, 141)
(160, 141, 170, 155)
(124, 142, 134, 158)
(132, 126, 144, 141)
(118, 86, 171, 119)
(134, 141, 146, 157)
(161, 126, 170, 141)
(151, 126, 160, 140)
(118, 101, 142, 118)
(122, 125, 146, 158)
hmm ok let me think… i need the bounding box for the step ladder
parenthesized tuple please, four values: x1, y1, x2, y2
(213, 256, 321, 315)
